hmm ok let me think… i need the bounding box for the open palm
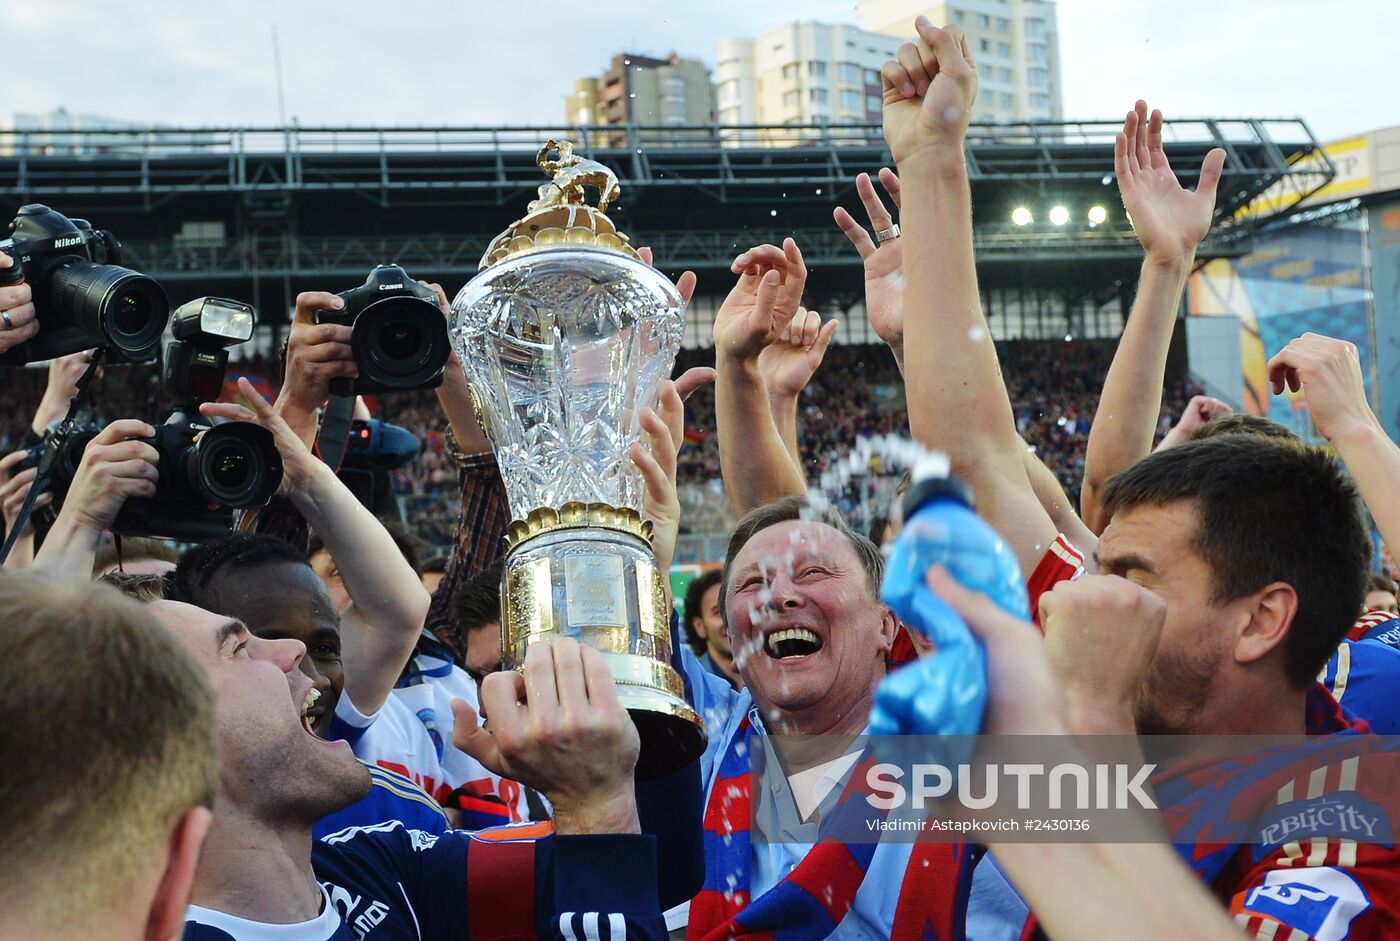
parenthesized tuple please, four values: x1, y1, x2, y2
(1116, 101, 1225, 260)
(834, 169, 906, 348)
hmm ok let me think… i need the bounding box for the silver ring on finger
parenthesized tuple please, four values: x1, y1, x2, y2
(0, 310, 11, 329)
(876, 224, 901, 243)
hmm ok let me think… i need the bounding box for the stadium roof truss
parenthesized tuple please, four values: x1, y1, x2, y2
(0, 120, 1333, 279)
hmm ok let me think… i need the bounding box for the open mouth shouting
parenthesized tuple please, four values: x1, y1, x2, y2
(764, 625, 825, 661)
(299, 687, 321, 735)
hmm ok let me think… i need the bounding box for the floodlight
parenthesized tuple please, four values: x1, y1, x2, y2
(1049, 205, 1069, 226)
(1011, 207, 1033, 226)
(1087, 205, 1108, 226)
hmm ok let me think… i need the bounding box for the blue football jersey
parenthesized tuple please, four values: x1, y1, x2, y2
(313, 762, 450, 842)
(1322, 638, 1400, 735)
(184, 821, 665, 940)
(1353, 612, 1400, 650)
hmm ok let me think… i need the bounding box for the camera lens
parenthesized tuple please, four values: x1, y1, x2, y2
(189, 423, 283, 509)
(209, 448, 249, 490)
(110, 290, 151, 337)
(380, 321, 422, 361)
(352, 297, 450, 391)
(50, 261, 168, 359)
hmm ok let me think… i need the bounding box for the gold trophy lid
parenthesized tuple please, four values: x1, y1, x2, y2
(479, 140, 640, 270)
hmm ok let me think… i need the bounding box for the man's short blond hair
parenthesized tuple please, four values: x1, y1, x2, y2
(0, 572, 218, 914)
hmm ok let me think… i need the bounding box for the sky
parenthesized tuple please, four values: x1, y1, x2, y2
(7, 0, 1397, 141)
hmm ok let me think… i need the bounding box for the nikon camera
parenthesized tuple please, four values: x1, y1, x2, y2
(318, 264, 450, 394)
(0, 204, 169, 365)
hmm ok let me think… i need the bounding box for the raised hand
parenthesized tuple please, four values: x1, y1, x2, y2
(1267, 332, 1379, 443)
(881, 17, 978, 165)
(0, 450, 48, 564)
(756, 306, 839, 399)
(201, 377, 325, 497)
(1116, 101, 1226, 263)
(1155, 395, 1233, 451)
(630, 380, 685, 576)
(58, 419, 160, 532)
(637, 246, 698, 308)
(275, 291, 358, 446)
(834, 169, 906, 356)
(713, 239, 806, 362)
(31, 349, 103, 435)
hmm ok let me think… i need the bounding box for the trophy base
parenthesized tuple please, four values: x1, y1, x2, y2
(500, 510, 708, 780)
(604, 652, 707, 780)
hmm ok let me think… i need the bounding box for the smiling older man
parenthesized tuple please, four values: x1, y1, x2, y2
(675, 496, 974, 941)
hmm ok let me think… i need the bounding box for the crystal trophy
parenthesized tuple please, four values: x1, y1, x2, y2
(449, 141, 705, 778)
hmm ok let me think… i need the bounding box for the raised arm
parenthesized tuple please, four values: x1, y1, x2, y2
(421, 280, 492, 455)
(883, 19, 1058, 575)
(713, 239, 811, 516)
(1, 450, 45, 569)
(756, 306, 838, 471)
(1268, 333, 1400, 558)
(1079, 102, 1225, 534)
(29, 350, 101, 437)
(205, 378, 429, 715)
(1154, 395, 1233, 452)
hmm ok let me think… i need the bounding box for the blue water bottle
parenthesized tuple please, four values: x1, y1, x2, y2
(869, 456, 1029, 737)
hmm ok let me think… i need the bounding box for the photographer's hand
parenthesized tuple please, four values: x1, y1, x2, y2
(0, 450, 48, 568)
(33, 420, 158, 575)
(31, 350, 103, 435)
(275, 292, 357, 448)
(0, 251, 38, 355)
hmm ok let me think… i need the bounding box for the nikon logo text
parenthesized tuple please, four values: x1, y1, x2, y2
(53, 236, 83, 248)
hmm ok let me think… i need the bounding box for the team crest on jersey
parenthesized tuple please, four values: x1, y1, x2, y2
(408, 829, 440, 851)
(1240, 867, 1370, 941)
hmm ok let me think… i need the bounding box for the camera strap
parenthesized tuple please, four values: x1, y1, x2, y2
(0, 348, 108, 564)
(315, 392, 356, 472)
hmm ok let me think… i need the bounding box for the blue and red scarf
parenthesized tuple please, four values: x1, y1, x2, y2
(688, 710, 972, 941)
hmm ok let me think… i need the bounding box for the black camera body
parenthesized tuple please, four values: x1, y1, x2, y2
(319, 265, 450, 394)
(7, 294, 280, 543)
(111, 413, 284, 542)
(23, 422, 103, 530)
(0, 204, 169, 365)
(107, 295, 282, 540)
